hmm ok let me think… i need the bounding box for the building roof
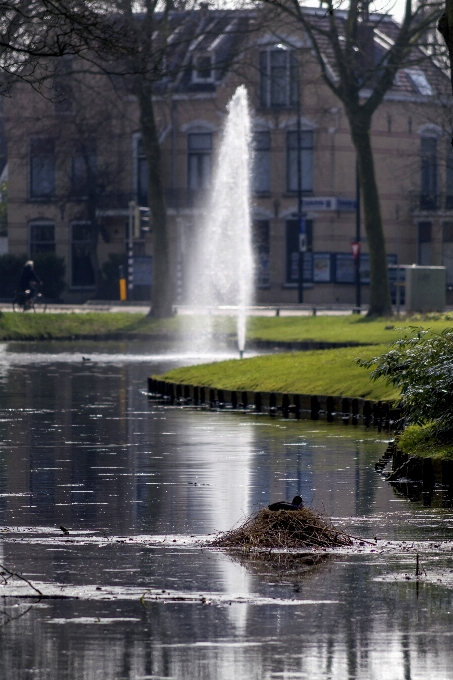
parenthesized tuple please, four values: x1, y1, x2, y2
(147, 6, 448, 102)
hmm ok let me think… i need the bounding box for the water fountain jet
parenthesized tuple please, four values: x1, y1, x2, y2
(186, 85, 254, 356)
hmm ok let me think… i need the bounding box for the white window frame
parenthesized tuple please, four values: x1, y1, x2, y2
(29, 220, 55, 255)
(192, 52, 215, 83)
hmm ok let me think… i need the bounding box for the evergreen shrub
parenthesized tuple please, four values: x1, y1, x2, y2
(98, 253, 125, 300)
(359, 328, 453, 436)
(0, 253, 65, 300)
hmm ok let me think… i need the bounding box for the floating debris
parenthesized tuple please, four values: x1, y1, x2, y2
(210, 507, 353, 550)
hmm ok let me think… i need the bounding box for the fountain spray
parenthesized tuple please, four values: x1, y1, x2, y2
(186, 86, 254, 357)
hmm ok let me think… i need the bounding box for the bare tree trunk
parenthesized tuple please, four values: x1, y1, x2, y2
(138, 82, 173, 318)
(438, 1, 453, 94)
(351, 118, 392, 317)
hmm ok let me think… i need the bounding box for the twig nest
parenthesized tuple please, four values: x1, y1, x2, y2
(211, 507, 352, 549)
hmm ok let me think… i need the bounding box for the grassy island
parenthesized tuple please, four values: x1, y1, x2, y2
(158, 345, 399, 401)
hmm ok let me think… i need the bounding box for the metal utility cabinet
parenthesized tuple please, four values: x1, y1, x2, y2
(404, 265, 446, 313)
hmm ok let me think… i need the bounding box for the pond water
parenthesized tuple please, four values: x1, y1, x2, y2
(0, 341, 453, 680)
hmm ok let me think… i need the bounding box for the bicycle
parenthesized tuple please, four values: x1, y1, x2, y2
(12, 286, 46, 312)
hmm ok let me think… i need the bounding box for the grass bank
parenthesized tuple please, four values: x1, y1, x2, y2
(0, 312, 181, 340)
(158, 345, 398, 401)
(245, 313, 453, 345)
(0, 310, 452, 343)
(1, 310, 453, 343)
(397, 425, 453, 461)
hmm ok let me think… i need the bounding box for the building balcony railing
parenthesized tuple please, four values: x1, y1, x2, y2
(410, 192, 453, 212)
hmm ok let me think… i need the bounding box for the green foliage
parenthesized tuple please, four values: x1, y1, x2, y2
(0, 253, 65, 300)
(358, 328, 453, 435)
(0, 254, 27, 298)
(98, 253, 125, 300)
(33, 253, 66, 300)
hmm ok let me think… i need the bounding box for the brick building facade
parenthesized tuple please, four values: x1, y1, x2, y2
(2, 7, 451, 304)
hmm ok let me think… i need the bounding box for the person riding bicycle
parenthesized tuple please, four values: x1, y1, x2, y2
(18, 260, 42, 302)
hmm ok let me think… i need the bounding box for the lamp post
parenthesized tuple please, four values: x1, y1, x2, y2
(297, 63, 306, 304)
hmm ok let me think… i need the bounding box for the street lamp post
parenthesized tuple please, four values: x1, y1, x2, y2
(297, 66, 306, 304)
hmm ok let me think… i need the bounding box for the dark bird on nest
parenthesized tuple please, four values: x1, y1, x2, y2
(268, 495, 304, 511)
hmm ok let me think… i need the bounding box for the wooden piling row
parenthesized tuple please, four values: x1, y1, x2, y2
(147, 376, 398, 422)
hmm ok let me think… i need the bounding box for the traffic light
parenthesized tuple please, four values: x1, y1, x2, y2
(133, 205, 151, 238)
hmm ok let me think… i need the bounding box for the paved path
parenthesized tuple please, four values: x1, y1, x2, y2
(2, 301, 443, 316)
(0, 302, 151, 314)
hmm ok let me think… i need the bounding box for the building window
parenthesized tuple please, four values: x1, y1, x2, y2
(71, 222, 95, 288)
(193, 54, 213, 82)
(285, 218, 313, 284)
(418, 221, 432, 265)
(286, 131, 313, 193)
(405, 69, 432, 96)
(259, 48, 298, 108)
(72, 138, 97, 198)
(30, 138, 55, 199)
(420, 136, 437, 210)
(187, 133, 212, 191)
(443, 222, 453, 285)
(137, 137, 148, 206)
(29, 222, 55, 254)
(252, 131, 271, 193)
(252, 220, 270, 287)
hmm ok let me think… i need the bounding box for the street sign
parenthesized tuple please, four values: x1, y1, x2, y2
(351, 241, 361, 259)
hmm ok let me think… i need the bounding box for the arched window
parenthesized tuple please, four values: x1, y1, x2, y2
(286, 130, 313, 193)
(259, 47, 298, 108)
(420, 135, 438, 210)
(29, 221, 55, 254)
(187, 133, 212, 191)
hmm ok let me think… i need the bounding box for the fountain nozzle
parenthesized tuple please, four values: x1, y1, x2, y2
(239, 350, 244, 359)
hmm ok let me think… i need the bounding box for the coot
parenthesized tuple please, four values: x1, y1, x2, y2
(268, 495, 304, 511)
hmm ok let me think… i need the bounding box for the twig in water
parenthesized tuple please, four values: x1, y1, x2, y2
(0, 563, 43, 597)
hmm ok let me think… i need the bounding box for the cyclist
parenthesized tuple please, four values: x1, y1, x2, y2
(17, 260, 42, 304)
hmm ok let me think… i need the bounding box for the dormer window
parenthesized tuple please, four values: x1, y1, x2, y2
(193, 54, 214, 82)
(405, 69, 432, 96)
(259, 47, 298, 109)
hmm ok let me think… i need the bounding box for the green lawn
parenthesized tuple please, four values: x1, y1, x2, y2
(246, 313, 453, 345)
(1, 310, 452, 343)
(0, 312, 148, 339)
(158, 345, 399, 401)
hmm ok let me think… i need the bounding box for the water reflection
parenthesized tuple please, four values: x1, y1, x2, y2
(0, 342, 452, 679)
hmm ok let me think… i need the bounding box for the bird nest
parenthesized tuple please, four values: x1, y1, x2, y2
(210, 507, 353, 550)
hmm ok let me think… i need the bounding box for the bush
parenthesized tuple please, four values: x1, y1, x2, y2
(0, 253, 65, 300)
(98, 253, 125, 300)
(358, 328, 453, 436)
(33, 253, 66, 300)
(0, 254, 27, 298)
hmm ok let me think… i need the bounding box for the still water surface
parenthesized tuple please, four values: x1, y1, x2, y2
(0, 341, 452, 680)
